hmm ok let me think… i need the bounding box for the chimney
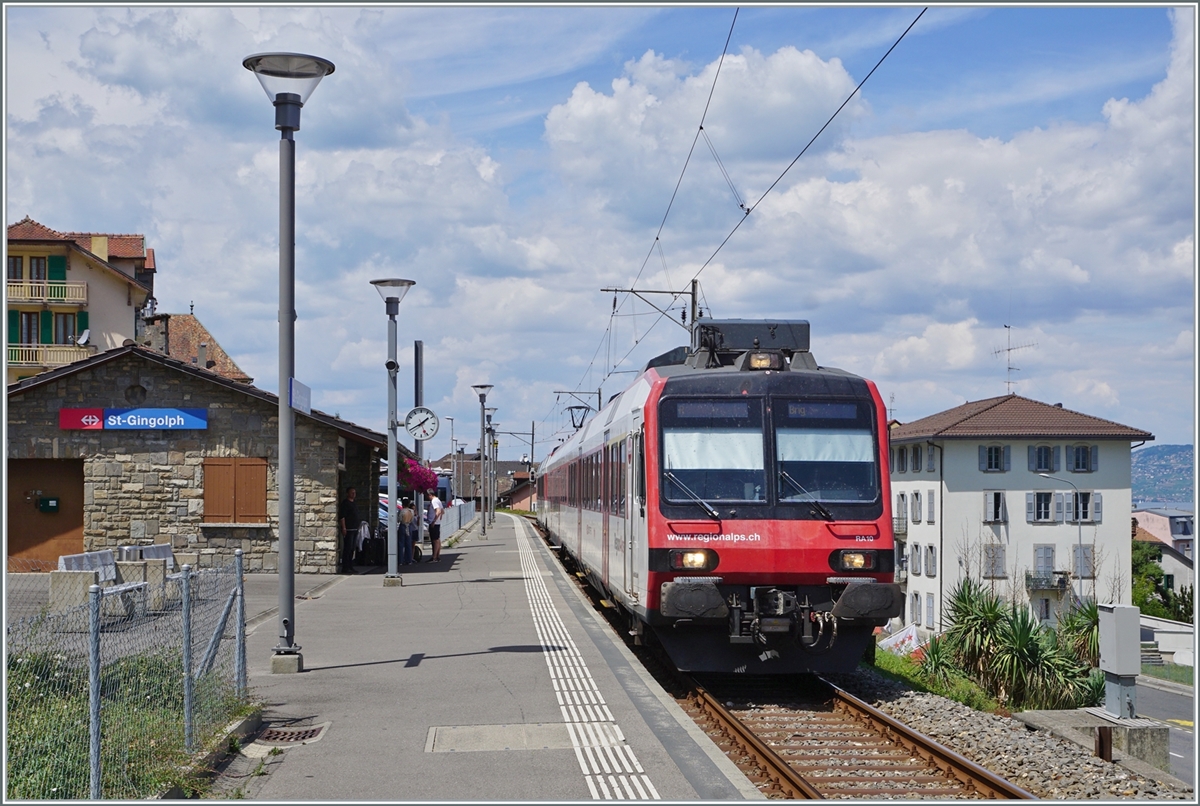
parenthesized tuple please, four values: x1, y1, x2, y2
(198, 343, 207, 369)
(90, 235, 108, 262)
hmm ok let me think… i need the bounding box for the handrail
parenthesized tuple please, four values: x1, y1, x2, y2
(8, 344, 92, 367)
(6, 280, 88, 304)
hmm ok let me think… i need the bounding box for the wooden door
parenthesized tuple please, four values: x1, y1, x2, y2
(6, 459, 85, 564)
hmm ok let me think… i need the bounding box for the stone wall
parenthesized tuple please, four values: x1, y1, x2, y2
(7, 351, 379, 573)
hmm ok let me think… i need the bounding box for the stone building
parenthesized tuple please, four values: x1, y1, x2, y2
(6, 345, 406, 573)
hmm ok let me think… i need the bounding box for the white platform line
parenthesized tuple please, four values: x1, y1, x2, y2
(514, 519, 659, 800)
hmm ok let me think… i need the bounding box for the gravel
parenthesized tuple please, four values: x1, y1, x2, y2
(825, 666, 1193, 800)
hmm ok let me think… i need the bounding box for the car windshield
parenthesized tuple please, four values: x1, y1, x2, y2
(661, 398, 766, 502)
(773, 400, 879, 504)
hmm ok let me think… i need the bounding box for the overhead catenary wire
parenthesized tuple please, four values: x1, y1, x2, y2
(598, 7, 928, 386)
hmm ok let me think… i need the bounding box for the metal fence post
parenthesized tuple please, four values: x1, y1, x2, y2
(89, 584, 102, 800)
(235, 551, 247, 700)
(181, 564, 194, 752)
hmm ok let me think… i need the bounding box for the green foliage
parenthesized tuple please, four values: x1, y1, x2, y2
(1058, 600, 1099, 667)
(872, 647, 1001, 713)
(1140, 662, 1196, 685)
(942, 578, 1005, 691)
(917, 635, 955, 688)
(1169, 585, 1194, 624)
(1079, 669, 1106, 708)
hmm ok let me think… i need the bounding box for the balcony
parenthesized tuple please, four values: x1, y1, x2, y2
(1025, 571, 1069, 592)
(892, 517, 907, 537)
(7, 280, 88, 305)
(8, 344, 92, 368)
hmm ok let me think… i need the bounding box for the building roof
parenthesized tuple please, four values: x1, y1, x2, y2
(144, 313, 253, 384)
(1134, 507, 1194, 518)
(7, 216, 152, 292)
(6, 345, 397, 452)
(889, 394, 1154, 442)
(61, 231, 145, 259)
(1134, 525, 1170, 546)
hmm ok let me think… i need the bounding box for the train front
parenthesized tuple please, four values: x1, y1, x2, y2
(642, 320, 902, 674)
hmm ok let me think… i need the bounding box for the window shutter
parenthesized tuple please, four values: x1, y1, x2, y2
(1003, 445, 1011, 471)
(1091, 445, 1099, 472)
(234, 458, 268, 523)
(1026, 492, 1034, 522)
(912, 493, 920, 523)
(1028, 446, 1036, 471)
(1000, 492, 1008, 522)
(38, 310, 52, 344)
(977, 446, 985, 471)
(1093, 492, 1102, 522)
(1055, 493, 1064, 522)
(928, 490, 936, 523)
(203, 458, 235, 523)
(927, 546, 937, 577)
(1053, 446, 1060, 472)
(48, 255, 67, 281)
(7, 310, 18, 344)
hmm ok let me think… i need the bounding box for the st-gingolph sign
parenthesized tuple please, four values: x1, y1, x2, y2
(60, 408, 208, 430)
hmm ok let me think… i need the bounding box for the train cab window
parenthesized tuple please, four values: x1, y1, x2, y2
(773, 400, 879, 505)
(660, 398, 766, 503)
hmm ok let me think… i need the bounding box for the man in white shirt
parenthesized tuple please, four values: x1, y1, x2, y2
(426, 489, 445, 563)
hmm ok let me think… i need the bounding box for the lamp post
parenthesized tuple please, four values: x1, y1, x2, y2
(471, 384, 493, 536)
(486, 408, 497, 525)
(1039, 473, 1084, 606)
(243, 52, 334, 670)
(446, 416, 455, 499)
(371, 279, 415, 581)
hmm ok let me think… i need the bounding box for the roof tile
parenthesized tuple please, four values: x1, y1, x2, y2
(890, 394, 1153, 442)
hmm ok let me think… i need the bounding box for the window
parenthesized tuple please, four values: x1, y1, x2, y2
(912, 445, 923, 474)
(983, 491, 1007, 523)
(911, 592, 922, 626)
(984, 544, 1006, 578)
(1070, 444, 1098, 473)
(54, 313, 76, 345)
(29, 256, 47, 281)
(19, 311, 40, 344)
(911, 491, 922, 523)
(1066, 491, 1102, 523)
(911, 543, 922, 576)
(925, 545, 936, 577)
(1034, 545, 1055, 576)
(1073, 545, 1095, 579)
(926, 445, 936, 472)
(662, 398, 765, 503)
(1029, 445, 1059, 473)
(1164, 574, 1175, 592)
(203, 457, 268, 523)
(7, 255, 22, 280)
(896, 447, 907, 472)
(1037, 597, 1051, 622)
(926, 593, 935, 627)
(773, 399, 880, 506)
(927, 490, 936, 523)
(980, 444, 1010, 472)
(1026, 491, 1058, 523)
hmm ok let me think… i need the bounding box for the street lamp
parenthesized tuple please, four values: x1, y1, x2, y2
(371, 279, 415, 582)
(1039, 473, 1084, 606)
(445, 416, 455, 500)
(243, 51, 335, 672)
(471, 384, 493, 536)
(486, 408, 497, 526)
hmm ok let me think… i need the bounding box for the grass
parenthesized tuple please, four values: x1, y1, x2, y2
(870, 650, 1003, 714)
(1141, 663, 1195, 686)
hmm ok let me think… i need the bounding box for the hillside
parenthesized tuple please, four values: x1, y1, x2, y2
(1132, 444, 1194, 503)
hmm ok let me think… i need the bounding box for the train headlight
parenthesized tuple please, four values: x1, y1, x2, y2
(832, 550, 877, 571)
(669, 549, 716, 571)
(748, 352, 783, 370)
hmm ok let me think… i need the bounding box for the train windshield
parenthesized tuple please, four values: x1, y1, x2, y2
(773, 400, 879, 504)
(660, 399, 766, 503)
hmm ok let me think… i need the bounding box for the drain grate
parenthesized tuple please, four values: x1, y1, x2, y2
(257, 723, 329, 745)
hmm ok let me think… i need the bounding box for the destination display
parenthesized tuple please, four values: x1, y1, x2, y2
(59, 408, 208, 430)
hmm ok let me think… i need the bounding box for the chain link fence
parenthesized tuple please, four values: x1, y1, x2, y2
(6, 553, 248, 799)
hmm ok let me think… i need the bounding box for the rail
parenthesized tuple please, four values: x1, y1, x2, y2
(6, 280, 88, 304)
(8, 344, 92, 367)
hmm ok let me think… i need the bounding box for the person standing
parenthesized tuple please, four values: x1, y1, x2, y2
(426, 488, 444, 562)
(399, 500, 415, 565)
(338, 486, 361, 573)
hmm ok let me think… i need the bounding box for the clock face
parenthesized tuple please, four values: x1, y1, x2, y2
(404, 406, 439, 440)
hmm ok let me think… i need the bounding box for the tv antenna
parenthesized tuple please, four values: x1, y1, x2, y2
(993, 325, 1036, 393)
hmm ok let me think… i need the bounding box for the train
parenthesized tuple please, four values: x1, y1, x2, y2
(537, 319, 902, 674)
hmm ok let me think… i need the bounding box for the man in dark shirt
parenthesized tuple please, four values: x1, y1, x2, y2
(338, 487, 361, 573)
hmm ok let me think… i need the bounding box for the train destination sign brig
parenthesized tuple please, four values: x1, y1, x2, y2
(59, 408, 208, 430)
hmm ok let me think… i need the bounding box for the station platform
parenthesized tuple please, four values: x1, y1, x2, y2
(237, 513, 761, 801)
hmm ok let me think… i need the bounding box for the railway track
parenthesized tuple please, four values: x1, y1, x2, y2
(533, 520, 1033, 799)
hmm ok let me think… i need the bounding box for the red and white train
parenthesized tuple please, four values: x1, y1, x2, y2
(538, 320, 902, 674)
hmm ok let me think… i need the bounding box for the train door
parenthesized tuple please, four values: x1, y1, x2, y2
(624, 413, 644, 601)
(575, 447, 583, 560)
(601, 431, 610, 590)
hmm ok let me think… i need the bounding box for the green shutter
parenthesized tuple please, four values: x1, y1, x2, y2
(8, 310, 18, 344)
(40, 310, 52, 344)
(76, 311, 89, 333)
(48, 255, 67, 281)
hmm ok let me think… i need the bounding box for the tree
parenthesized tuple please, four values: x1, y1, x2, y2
(1131, 539, 1172, 618)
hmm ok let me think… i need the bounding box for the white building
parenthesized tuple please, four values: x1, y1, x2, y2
(1134, 507, 1194, 561)
(889, 394, 1152, 636)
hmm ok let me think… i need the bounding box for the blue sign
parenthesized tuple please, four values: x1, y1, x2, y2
(104, 408, 208, 430)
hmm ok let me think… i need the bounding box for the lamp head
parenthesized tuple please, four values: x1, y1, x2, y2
(371, 278, 416, 304)
(471, 384, 493, 401)
(243, 52, 335, 105)
(385, 360, 399, 372)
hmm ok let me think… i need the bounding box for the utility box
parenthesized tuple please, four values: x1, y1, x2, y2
(1099, 604, 1141, 676)
(37, 496, 60, 513)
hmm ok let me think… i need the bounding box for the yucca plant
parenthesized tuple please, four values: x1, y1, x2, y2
(917, 635, 956, 688)
(943, 578, 1006, 694)
(1057, 599, 1099, 667)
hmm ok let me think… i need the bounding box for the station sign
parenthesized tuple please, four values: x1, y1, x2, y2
(59, 408, 208, 430)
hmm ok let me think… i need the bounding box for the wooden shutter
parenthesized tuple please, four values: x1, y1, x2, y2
(1028, 446, 1036, 471)
(234, 458, 269, 523)
(1000, 492, 1007, 523)
(8, 310, 18, 344)
(1055, 492, 1064, 522)
(1090, 445, 1099, 472)
(76, 311, 89, 332)
(927, 490, 935, 523)
(48, 255, 67, 281)
(1092, 492, 1102, 523)
(1003, 445, 1011, 471)
(1025, 492, 1034, 522)
(1053, 446, 1060, 472)
(203, 458, 235, 523)
(39, 310, 52, 344)
(978, 445, 987, 471)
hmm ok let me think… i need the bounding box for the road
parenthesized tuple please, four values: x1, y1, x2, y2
(1135, 682, 1194, 787)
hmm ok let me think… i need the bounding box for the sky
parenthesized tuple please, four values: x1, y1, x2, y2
(5, 3, 1196, 463)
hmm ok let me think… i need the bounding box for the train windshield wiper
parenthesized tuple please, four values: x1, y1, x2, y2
(779, 470, 834, 520)
(664, 471, 721, 521)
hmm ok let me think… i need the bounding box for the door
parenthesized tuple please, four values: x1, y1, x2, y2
(7, 459, 85, 564)
(601, 433, 611, 591)
(625, 415, 645, 601)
